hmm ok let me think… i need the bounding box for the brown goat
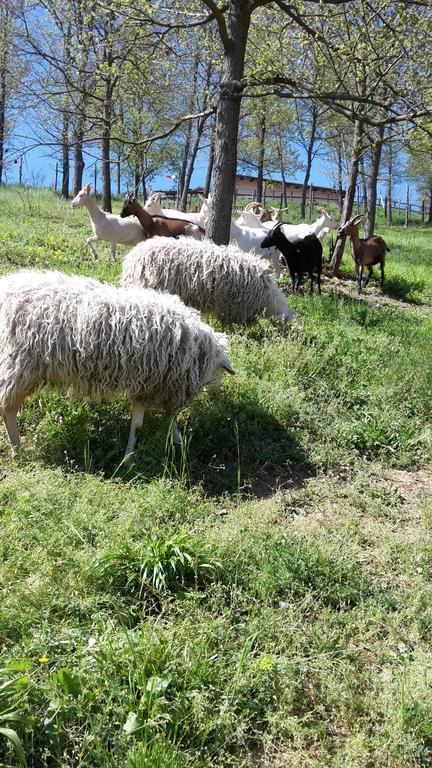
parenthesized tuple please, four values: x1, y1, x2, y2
(120, 197, 204, 240)
(337, 214, 390, 294)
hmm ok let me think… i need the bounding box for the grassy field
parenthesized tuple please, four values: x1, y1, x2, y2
(0, 185, 431, 767)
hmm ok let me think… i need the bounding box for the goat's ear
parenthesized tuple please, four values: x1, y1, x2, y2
(83, 183, 91, 194)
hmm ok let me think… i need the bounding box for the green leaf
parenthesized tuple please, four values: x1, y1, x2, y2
(0, 726, 27, 766)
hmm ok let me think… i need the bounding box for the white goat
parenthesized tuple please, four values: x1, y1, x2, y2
(144, 192, 209, 229)
(237, 207, 337, 244)
(229, 220, 283, 278)
(71, 184, 146, 261)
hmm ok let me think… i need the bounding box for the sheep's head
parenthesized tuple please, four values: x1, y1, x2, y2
(204, 354, 235, 393)
(71, 183, 91, 208)
(337, 214, 363, 238)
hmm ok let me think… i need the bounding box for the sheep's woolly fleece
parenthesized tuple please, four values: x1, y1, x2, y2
(121, 237, 292, 324)
(0, 270, 229, 412)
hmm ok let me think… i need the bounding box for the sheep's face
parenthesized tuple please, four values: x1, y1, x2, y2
(204, 355, 235, 393)
(71, 184, 91, 208)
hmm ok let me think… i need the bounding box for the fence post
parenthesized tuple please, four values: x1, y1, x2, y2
(54, 162, 58, 192)
(405, 187, 410, 228)
(422, 199, 425, 223)
(308, 184, 313, 222)
(398, 199, 401, 218)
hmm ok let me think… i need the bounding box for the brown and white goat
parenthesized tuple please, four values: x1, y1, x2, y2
(337, 214, 390, 294)
(120, 197, 204, 240)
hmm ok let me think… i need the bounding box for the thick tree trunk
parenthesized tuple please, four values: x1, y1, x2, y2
(256, 110, 266, 203)
(364, 125, 384, 238)
(206, 2, 251, 244)
(329, 119, 363, 276)
(387, 142, 393, 225)
(300, 105, 317, 219)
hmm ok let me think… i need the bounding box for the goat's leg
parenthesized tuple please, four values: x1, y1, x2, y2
(296, 272, 303, 292)
(110, 241, 117, 262)
(317, 271, 322, 294)
(309, 272, 314, 294)
(380, 262, 385, 290)
(357, 265, 363, 294)
(3, 401, 23, 455)
(363, 266, 373, 288)
(123, 403, 145, 462)
(86, 235, 99, 260)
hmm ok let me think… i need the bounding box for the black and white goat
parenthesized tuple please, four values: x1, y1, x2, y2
(260, 223, 323, 293)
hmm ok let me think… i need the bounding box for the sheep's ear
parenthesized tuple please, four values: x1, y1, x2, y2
(221, 357, 236, 375)
(83, 183, 91, 194)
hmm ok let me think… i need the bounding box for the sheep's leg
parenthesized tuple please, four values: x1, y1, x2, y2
(110, 241, 117, 262)
(168, 414, 182, 445)
(124, 403, 145, 462)
(86, 235, 99, 260)
(3, 403, 22, 455)
(273, 255, 281, 281)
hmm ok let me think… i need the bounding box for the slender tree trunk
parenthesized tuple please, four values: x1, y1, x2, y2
(61, 110, 70, 198)
(101, 100, 112, 212)
(300, 105, 317, 219)
(387, 142, 393, 225)
(73, 116, 85, 195)
(0, 48, 6, 186)
(134, 166, 140, 197)
(428, 186, 432, 224)
(256, 109, 266, 203)
(360, 154, 367, 212)
(204, 123, 215, 197)
(364, 125, 384, 238)
(207, 2, 251, 244)
(337, 147, 343, 214)
(178, 55, 199, 210)
(181, 112, 210, 210)
(329, 119, 364, 276)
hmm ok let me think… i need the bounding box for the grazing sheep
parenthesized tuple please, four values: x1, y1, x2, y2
(71, 183, 146, 261)
(260, 224, 323, 293)
(121, 237, 296, 325)
(337, 214, 389, 294)
(0, 270, 234, 460)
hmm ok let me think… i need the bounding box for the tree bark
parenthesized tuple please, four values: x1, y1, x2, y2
(337, 147, 343, 214)
(256, 109, 266, 203)
(360, 154, 367, 213)
(387, 141, 393, 225)
(329, 119, 364, 276)
(364, 124, 384, 238)
(204, 121, 215, 197)
(428, 186, 432, 224)
(300, 105, 317, 219)
(178, 54, 199, 210)
(61, 109, 70, 198)
(206, 2, 251, 244)
(73, 117, 85, 195)
(0, 44, 6, 186)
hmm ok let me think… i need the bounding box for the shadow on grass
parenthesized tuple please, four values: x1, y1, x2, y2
(324, 271, 428, 308)
(31, 390, 315, 498)
(383, 274, 426, 304)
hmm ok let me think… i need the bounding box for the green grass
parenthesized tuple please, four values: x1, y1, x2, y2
(0, 185, 432, 767)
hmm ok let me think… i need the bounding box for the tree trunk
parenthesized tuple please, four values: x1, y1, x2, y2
(73, 118, 85, 195)
(337, 147, 343, 214)
(206, 2, 251, 244)
(204, 123, 215, 198)
(0, 47, 6, 186)
(364, 124, 384, 238)
(256, 110, 266, 203)
(329, 119, 364, 276)
(387, 141, 393, 225)
(428, 186, 432, 224)
(178, 54, 199, 210)
(61, 109, 70, 198)
(101, 78, 113, 211)
(300, 105, 317, 219)
(181, 112, 210, 210)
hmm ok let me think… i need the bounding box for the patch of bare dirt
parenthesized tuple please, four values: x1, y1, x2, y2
(321, 275, 432, 314)
(382, 467, 432, 504)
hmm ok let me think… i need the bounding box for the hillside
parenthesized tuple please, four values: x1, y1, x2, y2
(0, 186, 432, 768)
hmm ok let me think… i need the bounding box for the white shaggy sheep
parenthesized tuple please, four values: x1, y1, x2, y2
(0, 270, 234, 460)
(121, 237, 296, 325)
